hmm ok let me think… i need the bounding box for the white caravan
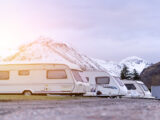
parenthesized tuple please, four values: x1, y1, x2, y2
(0, 62, 90, 95)
(123, 80, 153, 98)
(83, 71, 127, 97)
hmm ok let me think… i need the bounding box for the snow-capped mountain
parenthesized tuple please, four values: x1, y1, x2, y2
(4, 37, 151, 76)
(4, 37, 104, 71)
(119, 56, 151, 73)
(93, 56, 151, 76)
(91, 58, 121, 76)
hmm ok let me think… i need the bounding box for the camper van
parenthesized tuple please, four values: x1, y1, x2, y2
(123, 80, 153, 98)
(83, 71, 127, 97)
(0, 62, 90, 95)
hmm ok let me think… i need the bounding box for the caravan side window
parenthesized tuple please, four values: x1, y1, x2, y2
(96, 77, 110, 84)
(47, 70, 67, 79)
(19, 70, 30, 76)
(0, 71, 9, 80)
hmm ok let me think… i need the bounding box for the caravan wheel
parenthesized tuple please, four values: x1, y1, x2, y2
(110, 96, 116, 99)
(117, 96, 122, 99)
(23, 91, 32, 96)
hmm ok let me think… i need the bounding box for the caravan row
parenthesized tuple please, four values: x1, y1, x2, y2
(0, 62, 153, 98)
(83, 71, 153, 99)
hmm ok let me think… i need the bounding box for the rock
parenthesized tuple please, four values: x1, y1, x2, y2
(140, 62, 160, 89)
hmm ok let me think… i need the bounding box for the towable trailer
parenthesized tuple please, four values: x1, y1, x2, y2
(123, 80, 153, 98)
(83, 71, 127, 97)
(0, 62, 90, 95)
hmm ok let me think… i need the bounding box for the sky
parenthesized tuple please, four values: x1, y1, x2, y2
(0, 0, 159, 63)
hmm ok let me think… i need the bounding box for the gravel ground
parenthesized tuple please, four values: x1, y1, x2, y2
(0, 97, 159, 120)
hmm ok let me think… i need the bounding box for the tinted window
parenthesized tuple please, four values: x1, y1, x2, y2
(96, 77, 110, 84)
(19, 70, 30, 76)
(140, 84, 149, 91)
(72, 70, 83, 82)
(0, 71, 9, 80)
(125, 84, 136, 90)
(47, 70, 67, 79)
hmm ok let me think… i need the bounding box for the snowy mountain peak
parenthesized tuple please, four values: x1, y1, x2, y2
(20, 37, 72, 51)
(119, 56, 151, 73)
(120, 56, 149, 65)
(4, 37, 104, 71)
(92, 56, 151, 76)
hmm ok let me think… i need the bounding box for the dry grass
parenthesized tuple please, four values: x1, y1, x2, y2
(0, 95, 82, 101)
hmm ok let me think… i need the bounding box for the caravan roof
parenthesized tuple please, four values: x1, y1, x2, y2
(83, 70, 111, 76)
(0, 62, 82, 71)
(123, 80, 144, 84)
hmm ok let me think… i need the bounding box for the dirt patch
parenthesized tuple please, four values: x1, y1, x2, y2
(0, 97, 159, 120)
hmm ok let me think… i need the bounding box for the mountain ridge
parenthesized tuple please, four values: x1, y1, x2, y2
(93, 56, 151, 76)
(3, 37, 151, 77)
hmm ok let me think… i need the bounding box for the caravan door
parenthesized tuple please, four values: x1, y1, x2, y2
(125, 83, 140, 97)
(44, 69, 74, 93)
(134, 83, 145, 97)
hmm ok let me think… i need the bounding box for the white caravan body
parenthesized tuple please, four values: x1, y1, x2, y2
(83, 71, 127, 97)
(123, 80, 153, 98)
(0, 63, 90, 95)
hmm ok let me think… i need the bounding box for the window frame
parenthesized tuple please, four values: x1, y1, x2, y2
(0, 71, 10, 80)
(95, 77, 110, 84)
(46, 70, 67, 79)
(18, 70, 30, 76)
(139, 84, 149, 91)
(71, 70, 83, 82)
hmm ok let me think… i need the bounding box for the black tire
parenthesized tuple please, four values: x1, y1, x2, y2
(96, 91, 102, 95)
(75, 93, 84, 96)
(110, 96, 116, 99)
(23, 90, 32, 96)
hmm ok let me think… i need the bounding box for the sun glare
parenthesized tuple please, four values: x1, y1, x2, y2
(0, 25, 20, 58)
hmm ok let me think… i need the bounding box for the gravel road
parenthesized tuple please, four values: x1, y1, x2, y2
(0, 97, 159, 120)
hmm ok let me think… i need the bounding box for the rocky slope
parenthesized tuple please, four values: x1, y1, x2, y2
(140, 62, 160, 89)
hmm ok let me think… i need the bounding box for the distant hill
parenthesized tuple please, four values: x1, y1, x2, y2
(140, 62, 160, 89)
(3, 37, 151, 77)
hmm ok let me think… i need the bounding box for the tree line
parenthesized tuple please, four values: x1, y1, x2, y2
(120, 65, 140, 80)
